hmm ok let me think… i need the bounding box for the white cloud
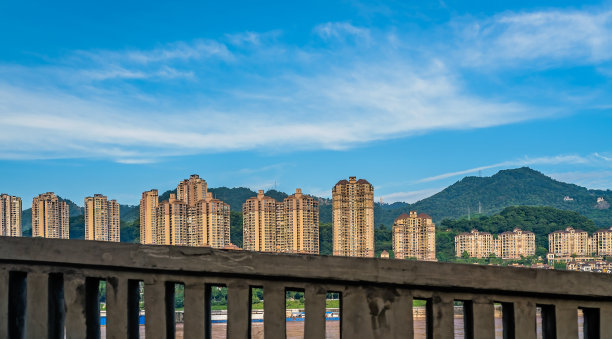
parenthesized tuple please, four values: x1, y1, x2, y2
(378, 188, 443, 204)
(461, 9, 612, 67)
(417, 154, 596, 183)
(314, 22, 371, 43)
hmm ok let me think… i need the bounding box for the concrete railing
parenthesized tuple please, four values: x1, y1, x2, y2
(0, 236, 610, 339)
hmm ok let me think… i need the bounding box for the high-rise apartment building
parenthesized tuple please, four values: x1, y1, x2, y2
(140, 175, 231, 248)
(498, 228, 535, 259)
(548, 227, 592, 257)
(84, 194, 120, 242)
(0, 194, 22, 237)
(176, 174, 207, 206)
(593, 227, 612, 256)
(392, 211, 436, 261)
(277, 189, 319, 254)
(140, 189, 159, 245)
(192, 192, 231, 248)
(455, 230, 495, 258)
(32, 192, 69, 239)
(332, 177, 374, 257)
(156, 194, 188, 246)
(243, 190, 279, 252)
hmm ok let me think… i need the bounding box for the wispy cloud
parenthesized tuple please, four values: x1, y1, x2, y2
(314, 22, 371, 43)
(378, 188, 444, 204)
(416, 154, 603, 183)
(460, 9, 612, 68)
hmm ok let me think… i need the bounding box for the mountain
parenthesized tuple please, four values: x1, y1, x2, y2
(376, 167, 612, 227)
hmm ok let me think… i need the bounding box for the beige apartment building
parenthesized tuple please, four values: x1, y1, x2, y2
(192, 192, 231, 248)
(548, 227, 592, 257)
(156, 194, 188, 246)
(392, 211, 436, 261)
(0, 194, 22, 237)
(593, 227, 612, 256)
(332, 177, 374, 257)
(32, 192, 69, 239)
(497, 228, 535, 259)
(243, 190, 279, 252)
(242, 189, 320, 254)
(455, 230, 495, 258)
(177, 174, 208, 206)
(277, 189, 319, 254)
(84, 194, 120, 242)
(140, 189, 159, 245)
(455, 228, 535, 259)
(140, 175, 231, 248)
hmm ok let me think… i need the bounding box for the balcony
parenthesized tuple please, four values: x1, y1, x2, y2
(0, 236, 609, 338)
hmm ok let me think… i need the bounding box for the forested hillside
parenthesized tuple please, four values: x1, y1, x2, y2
(376, 167, 612, 226)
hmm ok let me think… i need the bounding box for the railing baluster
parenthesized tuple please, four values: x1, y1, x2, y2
(555, 303, 578, 339)
(341, 286, 372, 338)
(390, 290, 413, 339)
(64, 275, 94, 339)
(601, 305, 612, 339)
(25, 273, 49, 338)
(472, 298, 494, 338)
(184, 281, 205, 338)
(0, 270, 9, 338)
(304, 285, 326, 339)
(431, 294, 454, 339)
(513, 300, 536, 339)
(264, 283, 286, 338)
(144, 280, 170, 339)
(227, 282, 250, 339)
(106, 277, 129, 339)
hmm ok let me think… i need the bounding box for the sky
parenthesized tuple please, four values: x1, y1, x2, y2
(1, 0, 612, 206)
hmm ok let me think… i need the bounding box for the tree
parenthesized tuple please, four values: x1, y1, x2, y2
(462, 251, 470, 259)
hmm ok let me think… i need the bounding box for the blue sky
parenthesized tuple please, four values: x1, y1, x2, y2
(1, 0, 612, 206)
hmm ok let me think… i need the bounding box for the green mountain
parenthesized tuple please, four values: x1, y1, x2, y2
(376, 167, 612, 227)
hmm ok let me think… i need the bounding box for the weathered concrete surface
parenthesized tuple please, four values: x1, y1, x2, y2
(2, 236, 612, 339)
(1, 236, 611, 300)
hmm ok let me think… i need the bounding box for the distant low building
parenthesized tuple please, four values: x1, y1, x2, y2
(455, 228, 534, 259)
(392, 211, 436, 261)
(380, 250, 390, 259)
(567, 261, 612, 273)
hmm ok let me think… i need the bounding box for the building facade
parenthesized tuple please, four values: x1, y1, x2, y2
(498, 228, 535, 259)
(140, 189, 159, 245)
(32, 192, 69, 239)
(392, 211, 436, 261)
(455, 230, 495, 258)
(156, 194, 188, 246)
(0, 194, 22, 237)
(193, 192, 231, 248)
(548, 227, 592, 257)
(277, 189, 319, 254)
(243, 190, 279, 252)
(593, 227, 612, 256)
(140, 175, 231, 248)
(176, 174, 208, 207)
(84, 194, 120, 242)
(332, 177, 374, 257)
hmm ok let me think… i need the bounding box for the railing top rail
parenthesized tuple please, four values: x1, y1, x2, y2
(1, 236, 610, 299)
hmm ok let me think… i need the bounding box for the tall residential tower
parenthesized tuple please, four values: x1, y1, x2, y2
(140, 189, 159, 245)
(84, 194, 120, 242)
(0, 194, 22, 237)
(332, 177, 374, 257)
(32, 192, 69, 239)
(392, 211, 436, 261)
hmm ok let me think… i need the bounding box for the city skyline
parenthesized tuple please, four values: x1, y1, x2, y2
(0, 1, 611, 206)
